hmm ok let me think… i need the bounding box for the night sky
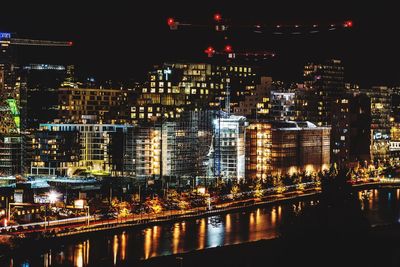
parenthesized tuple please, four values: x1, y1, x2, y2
(1, 1, 399, 87)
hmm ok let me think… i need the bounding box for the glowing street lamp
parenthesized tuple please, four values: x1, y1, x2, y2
(47, 191, 60, 204)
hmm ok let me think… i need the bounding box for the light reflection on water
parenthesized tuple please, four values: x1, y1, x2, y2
(7, 188, 400, 266)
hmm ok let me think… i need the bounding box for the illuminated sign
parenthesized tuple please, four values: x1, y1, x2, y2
(0, 32, 11, 39)
(74, 199, 85, 209)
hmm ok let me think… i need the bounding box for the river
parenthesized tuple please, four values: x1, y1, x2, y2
(4, 187, 400, 267)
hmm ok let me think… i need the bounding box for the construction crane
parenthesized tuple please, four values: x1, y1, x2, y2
(0, 31, 73, 134)
(166, 13, 353, 181)
(0, 32, 73, 47)
(167, 14, 353, 33)
(204, 45, 276, 61)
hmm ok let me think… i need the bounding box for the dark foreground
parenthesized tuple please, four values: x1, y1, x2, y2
(142, 224, 400, 267)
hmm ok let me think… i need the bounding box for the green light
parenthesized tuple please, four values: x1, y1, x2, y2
(6, 99, 20, 130)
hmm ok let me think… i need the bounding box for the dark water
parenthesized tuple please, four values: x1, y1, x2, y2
(6, 187, 400, 267)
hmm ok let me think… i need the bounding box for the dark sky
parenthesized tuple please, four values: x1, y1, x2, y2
(1, 1, 399, 87)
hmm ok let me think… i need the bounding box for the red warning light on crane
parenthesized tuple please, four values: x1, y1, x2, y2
(344, 20, 353, 28)
(68, 41, 74, 46)
(214, 13, 222, 22)
(204, 46, 215, 57)
(167, 18, 175, 26)
(224, 45, 233, 53)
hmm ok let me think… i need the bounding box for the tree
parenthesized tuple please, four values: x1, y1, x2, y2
(253, 180, 263, 199)
(230, 184, 240, 199)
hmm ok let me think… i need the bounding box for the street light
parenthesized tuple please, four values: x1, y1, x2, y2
(85, 205, 90, 226)
(45, 191, 60, 230)
(47, 191, 60, 204)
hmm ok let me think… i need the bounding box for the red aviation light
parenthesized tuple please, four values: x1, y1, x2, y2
(224, 45, 233, 53)
(214, 13, 222, 22)
(204, 46, 215, 57)
(167, 18, 175, 26)
(344, 20, 353, 28)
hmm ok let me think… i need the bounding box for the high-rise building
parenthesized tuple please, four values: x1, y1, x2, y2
(161, 110, 214, 180)
(365, 86, 392, 161)
(300, 59, 345, 126)
(0, 135, 23, 175)
(298, 59, 347, 164)
(391, 87, 400, 123)
(390, 123, 400, 161)
(28, 130, 80, 176)
(245, 121, 330, 179)
(270, 91, 296, 121)
(234, 76, 272, 118)
(133, 125, 161, 180)
(131, 63, 260, 123)
(23, 64, 67, 129)
(58, 87, 128, 124)
(1, 33, 24, 175)
(31, 123, 135, 177)
(208, 113, 247, 181)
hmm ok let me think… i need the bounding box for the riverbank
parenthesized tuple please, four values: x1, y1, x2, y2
(6, 181, 400, 243)
(11, 190, 321, 245)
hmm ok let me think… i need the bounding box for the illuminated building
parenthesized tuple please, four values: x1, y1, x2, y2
(270, 91, 296, 121)
(1, 33, 24, 175)
(331, 94, 371, 165)
(131, 63, 259, 123)
(133, 125, 161, 180)
(390, 123, 400, 160)
(135, 110, 214, 182)
(234, 76, 272, 118)
(27, 130, 80, 176)
(58, 87, 128, 124)
(245, 121, 330, 179)
(0, 135, 23, 175)
(392, 87, 400, 123)
(365, 86, 392, 161)
(299, 59, 345, 126)
(208, 113, 247, 181)
(31, 123, 134, 177)
(161, 110, 214, 180)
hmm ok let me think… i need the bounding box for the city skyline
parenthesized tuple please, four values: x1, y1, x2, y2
(2, 3, 400, 267)
(1, 1, 400, 86)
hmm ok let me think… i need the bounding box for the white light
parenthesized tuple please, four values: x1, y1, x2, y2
(47, 191, 60, 204)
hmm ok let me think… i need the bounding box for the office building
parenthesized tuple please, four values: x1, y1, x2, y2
(23, 64, 67, 129)
(208, 113, 247, 181)
(270, 91, 296, 121)
(131, 63, 260, 123)
(245, 121, 330, 179)
(365, 86, 392, 161)
(234, 76, 272, 119)
(299, 59, 345, 126)
(58, 87, 128, 124)
(30, 123, 134, 177)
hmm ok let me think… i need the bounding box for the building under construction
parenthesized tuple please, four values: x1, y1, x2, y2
(0, 31, 71, 175)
